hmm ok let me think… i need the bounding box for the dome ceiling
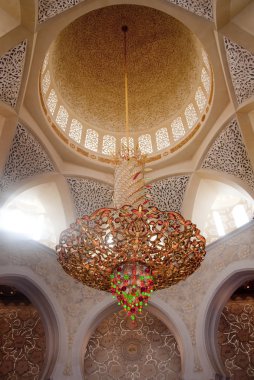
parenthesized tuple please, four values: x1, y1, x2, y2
(49, 5, 204, 134)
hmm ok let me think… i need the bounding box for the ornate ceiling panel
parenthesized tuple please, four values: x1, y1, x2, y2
(224, 37, 254, 105)
(84, 309, 181, 379)
(149, 175, 190, 212)
(38, 0, 84, 23)
(0, 124, 55, 192)
(201, 119, 254, 191)
(165, 0, 213, 21)
(0, 293, 46, 379)
(66, 177, 113, 218)
(0, 40, 27, 108)
(218, 298, 254, 379)
(50, 5, 204, 133)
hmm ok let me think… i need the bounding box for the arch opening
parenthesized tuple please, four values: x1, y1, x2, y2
(0, 181, 67, 248)
(191, 178, 254, 244)
(72, 297, 194, 380)
(217, 279, 254, 379)
(0, 274, 60, 380)
(83, 308, 182, 379)
(200, 264, 254, 379)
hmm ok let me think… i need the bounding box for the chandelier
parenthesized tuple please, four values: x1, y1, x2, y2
(56, 26, 206, 320)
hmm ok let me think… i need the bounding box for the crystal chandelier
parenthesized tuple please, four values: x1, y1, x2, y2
(56, 26, 206, 320)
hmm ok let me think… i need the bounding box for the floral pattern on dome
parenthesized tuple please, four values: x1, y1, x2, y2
(0, 124, 55, 192)
(0, 40, 27, 108)
(149, 175, 190, 212)
(224, 37, 254, 105)
(66, 177, 113, 218)
(201, 119, 254, 191)
(38, 0, 84, 23)
(166, 0, 213, 21)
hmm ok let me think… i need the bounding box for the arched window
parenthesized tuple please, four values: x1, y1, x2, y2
(0, 182, 66, 248)
(156, 128, 170, 150)
(69, 119, 82, 143)
(202, 49, 209, 69)
(218, 280, 254, 379)
(56, 106, 69, 131)
(171, 117, 185, 141)
(121, 137, 134, 154)
(232, 204, 249, 228)
(46, 89, 58, 115)
(201, 67, 210, 93)
(184, 103, 198, 129)
(138, 134, 153, 154)
(42, 70, 50, 94)
(0, 285, 47, 378)
(192, 178, 254, 244)
(102, 135, 116, 155)
(212, 211, 225, 236)
(195, 87, 207, 113)
(85, 129, 98, 152)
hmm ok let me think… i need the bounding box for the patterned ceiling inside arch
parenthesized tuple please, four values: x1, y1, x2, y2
(49, 4, 204, 134)
(84, 309, 181, 379)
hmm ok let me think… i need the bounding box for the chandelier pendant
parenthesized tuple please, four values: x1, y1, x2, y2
(56, 25, 206, 320)
(56, 202, 206, 319)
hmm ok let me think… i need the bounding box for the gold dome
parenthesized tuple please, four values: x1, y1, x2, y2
(50, 5, 204, 134)
(41, 4, 212, 160)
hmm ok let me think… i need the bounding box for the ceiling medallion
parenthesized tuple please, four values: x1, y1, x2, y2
(56, 26, 206, 320)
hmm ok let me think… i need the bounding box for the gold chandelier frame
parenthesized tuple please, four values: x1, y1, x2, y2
(56, 204, 206, 291)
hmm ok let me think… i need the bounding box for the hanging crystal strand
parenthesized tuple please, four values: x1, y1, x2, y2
(113, 156, 146, 209)
(122, 25, 130, 152)
(110, 262, 153, 320)
(113, 26, 147, 209)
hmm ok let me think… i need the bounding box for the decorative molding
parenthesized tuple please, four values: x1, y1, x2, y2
(0, 41, 27, 108)
(165, 0, 213, 21)
(0, 124, 55, 192)
(149, 175, 190, 212)
(201, 119, 254, 190)
(38, 0, 84, 23)
(66, 177, 113, 218)
(224, 37, 254, 105)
